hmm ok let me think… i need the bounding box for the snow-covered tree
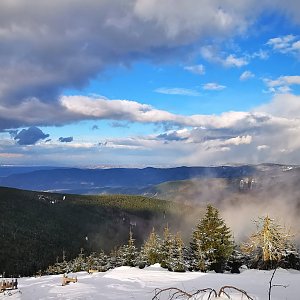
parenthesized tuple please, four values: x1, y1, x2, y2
(109, 247, 123, 268)
(86, 250, 109, 272)
(190, 204, 234, 272)
(45, 251, 71, 274)
(227, 247, 248, 273)
(70, 248, 88, 272)
(160, 225, 173, 269)
(140, 228, 162, 266)
(168, 232, 186, 272)
(118, 229, 139, 267)
(242, 215, 297, 269)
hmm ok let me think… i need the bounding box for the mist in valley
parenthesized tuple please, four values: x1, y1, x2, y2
(156, 169, 300, 246)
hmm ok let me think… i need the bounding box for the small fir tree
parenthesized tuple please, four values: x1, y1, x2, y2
(46, 250, 70, 274)
(190, 204, 234, 272)
(119, 229, 139, 267)
(86, 250, 109, 272)
(140, 228, 162, 266)
(160, 225, 173, 269)
(109, 247, 123, 268)
(71, 248, 88, 272)
(169, 232, 186, 272)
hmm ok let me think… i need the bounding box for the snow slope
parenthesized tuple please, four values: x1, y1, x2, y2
(2, 264, 300, 300)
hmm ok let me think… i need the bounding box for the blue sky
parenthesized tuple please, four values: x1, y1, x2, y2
(1, 0, 300, 167)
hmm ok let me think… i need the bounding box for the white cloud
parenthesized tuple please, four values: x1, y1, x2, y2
(267, 34, 296, 51)
(154, 87, 200, 96)
(200, 46, 248, 68)
(184, 64, 205, 75)
(223, 54, 248, 67)
(263, 75, 300, 93)
(251, 49, 269, 60)
(292, 40, 300, 49)
(257, 93, 300, 118)
(266, 34, 300, 55)
(203, 82, 226, 91)
(223, 135, 252, 146)
(257, 145, 269, 151)
(240, 70, 255, 81)
(0, 95, 276, 131)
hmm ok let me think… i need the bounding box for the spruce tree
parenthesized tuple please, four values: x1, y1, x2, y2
(190, 204, 234, 272)
(109, 247, 123, 268)
(169, 232, 186, 272)
(119, 229, 139, 267)
(140, 228, 162, 266)
(86, 250, 109, 272)
(160, 225, 173, 269)
(71, 248, 88, 272)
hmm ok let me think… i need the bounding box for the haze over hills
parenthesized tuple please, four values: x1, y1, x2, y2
(0, 164, 297, 195)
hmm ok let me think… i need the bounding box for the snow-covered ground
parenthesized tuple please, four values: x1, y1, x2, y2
(2, 265, 300, 300)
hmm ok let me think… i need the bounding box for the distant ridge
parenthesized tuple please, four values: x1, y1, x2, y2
(0, 165, 260, 193)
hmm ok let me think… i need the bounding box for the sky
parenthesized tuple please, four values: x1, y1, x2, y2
(1, 0, 300, 167)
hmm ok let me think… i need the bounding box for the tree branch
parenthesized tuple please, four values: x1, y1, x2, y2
(151, 287, 218, 300)
(218, 286, 254, 299)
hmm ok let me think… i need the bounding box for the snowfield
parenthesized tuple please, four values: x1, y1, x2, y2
(2, 264, 300, 300)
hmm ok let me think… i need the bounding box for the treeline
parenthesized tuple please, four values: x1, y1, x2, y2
(46, 205, 300, 275)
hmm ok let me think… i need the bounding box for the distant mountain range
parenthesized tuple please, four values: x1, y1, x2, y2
(0, 164, 298, 194)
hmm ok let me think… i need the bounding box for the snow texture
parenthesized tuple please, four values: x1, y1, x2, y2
(2, 264, 300, 299)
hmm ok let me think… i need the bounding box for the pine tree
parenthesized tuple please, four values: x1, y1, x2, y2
(242, 216, 296, 269)
(190, 204, 234, 272)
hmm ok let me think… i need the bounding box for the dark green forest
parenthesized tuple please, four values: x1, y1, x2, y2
(0, 187, 197, 276)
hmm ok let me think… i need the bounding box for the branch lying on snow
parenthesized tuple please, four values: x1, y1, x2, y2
(218, 286, 254, 299)
(152, 285, 254, 299)
(152, 287, 217, 299)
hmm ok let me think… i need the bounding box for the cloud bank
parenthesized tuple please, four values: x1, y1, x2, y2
(1, 1, 300, 166)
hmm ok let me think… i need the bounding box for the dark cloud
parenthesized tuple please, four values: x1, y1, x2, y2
(14, 127, 50, 145)
(59, 136, 73, 143)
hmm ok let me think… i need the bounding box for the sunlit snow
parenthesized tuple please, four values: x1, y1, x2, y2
(2, 264, 300, 300)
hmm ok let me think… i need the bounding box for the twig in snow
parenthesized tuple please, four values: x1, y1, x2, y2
(268, 268, 288, 300)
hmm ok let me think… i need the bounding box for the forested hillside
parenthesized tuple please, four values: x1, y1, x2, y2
(0, 187, 197, 276)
